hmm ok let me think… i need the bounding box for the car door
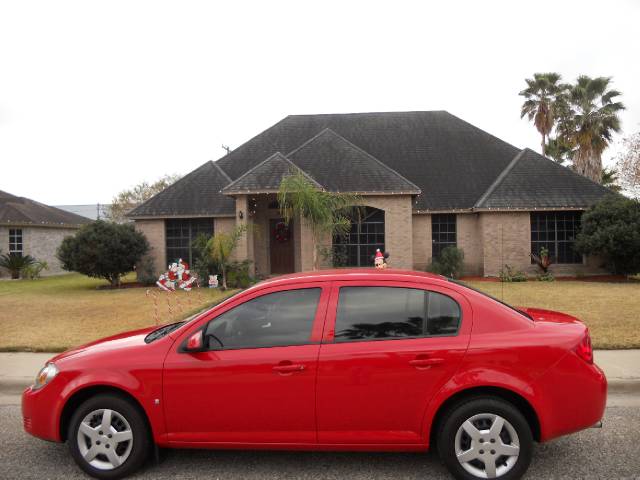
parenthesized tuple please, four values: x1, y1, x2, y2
(163, 282, 329, 444)
(316, 280, 471, 445)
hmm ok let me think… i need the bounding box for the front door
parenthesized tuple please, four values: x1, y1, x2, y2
(270, 218, 294, 274)
(163, 284, 328, 444)
(316, 281, 472, 444)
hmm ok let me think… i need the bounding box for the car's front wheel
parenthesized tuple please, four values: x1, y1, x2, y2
(68, 393, 150, 479)
(437, 397, 533, 480)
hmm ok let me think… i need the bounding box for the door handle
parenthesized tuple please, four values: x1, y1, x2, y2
(409, 356, 444, 369)
(273, 362, 306, 374)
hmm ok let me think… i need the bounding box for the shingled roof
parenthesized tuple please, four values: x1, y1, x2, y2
(222, 152, 322, 194)
(286, 128, 420, 194)
(474, 148, 615, 209)
(128, 161, 236, 217)
(216, 111, 520, 210)
(0, 190, 91, 227)
(129, 111, 613, 217)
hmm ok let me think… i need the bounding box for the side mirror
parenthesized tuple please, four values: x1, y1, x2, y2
(182, 330, 206, 353)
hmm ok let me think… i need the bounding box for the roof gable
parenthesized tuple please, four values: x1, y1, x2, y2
(475, 149, 614, 209)
(286, 128, 420, 194)
(127, 161, 235, 217)
(222, 152, 322, 194)
(0, 190, 91, 226)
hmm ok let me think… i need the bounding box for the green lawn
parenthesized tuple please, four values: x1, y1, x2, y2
(0, 274, 237, 352)
(0, 274, 638, 351)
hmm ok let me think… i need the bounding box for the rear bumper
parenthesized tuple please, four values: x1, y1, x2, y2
(22, 383, 63, 442)
(535, 352, 607, 442)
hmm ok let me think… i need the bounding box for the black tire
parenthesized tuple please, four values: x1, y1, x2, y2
(437, 396, 533, 480)
(68, 393, 151, 480)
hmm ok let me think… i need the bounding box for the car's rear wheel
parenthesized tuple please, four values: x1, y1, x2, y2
(68, 393, 150, 479)
(437, 397, 533, 480)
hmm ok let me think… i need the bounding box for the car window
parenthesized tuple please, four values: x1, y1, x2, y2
(334, 286, 460, 342)
(204, 288, 321, 349)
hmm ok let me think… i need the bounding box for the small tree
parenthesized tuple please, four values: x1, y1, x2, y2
(575, 195, 640, 275)
(108, 174, 181, 222)
(278, 171, 360, 270)
(57, 220, 149, 286)
(0, 253, 36, 279)
(206, 225, 248, 290)
(428, 246, 465, 278)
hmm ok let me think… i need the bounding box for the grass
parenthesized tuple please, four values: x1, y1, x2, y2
(0, 274, 638, 351)
(465, 280, 640, 349)
(0, 274, 237, 352)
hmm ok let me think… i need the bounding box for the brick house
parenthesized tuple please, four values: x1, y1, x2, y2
(128, 111, 613, 278)
(0, 190, 90, 276)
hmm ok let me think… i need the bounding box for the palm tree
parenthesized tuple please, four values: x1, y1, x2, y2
(206, 225, 248, 290)
(278, 171, 360, 270)
(566, 76, 625, 183)
(601, 167, 622, 192)
(520, 73, 567, 157)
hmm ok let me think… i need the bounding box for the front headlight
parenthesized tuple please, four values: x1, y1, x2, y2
(33, 363, 59, 390)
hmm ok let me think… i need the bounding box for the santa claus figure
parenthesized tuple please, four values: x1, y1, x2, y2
(175, 259, 197, 291)
(156, 261, 179, 291)
(373, 249, 389, 269)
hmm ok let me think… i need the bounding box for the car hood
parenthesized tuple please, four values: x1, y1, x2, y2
(49, 326, 158, 363)
(516, 307, 582, 324)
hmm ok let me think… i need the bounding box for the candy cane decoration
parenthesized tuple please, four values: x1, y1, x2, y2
(165, 291, 173, 318)
(146, 289, 159, 325)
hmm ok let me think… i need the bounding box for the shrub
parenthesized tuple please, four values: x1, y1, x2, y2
(136, 256, 158, 285)
(0, 253, 36, 279)
(575, 195, 640, 275)
(22, 260, 49, 280)
(530, 246, 553, 273)
(428, 246, 465, 278)
(57, 220, 149, 286)
(192, 233, 218, 284)
(537, 271, 555, 282)
(225, 260, 255, 289)
(499, 264, 527, 282)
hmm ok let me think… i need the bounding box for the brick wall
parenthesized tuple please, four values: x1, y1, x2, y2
(457, 213, 483, 276)
(134, 219, 166, 277)
(478, 211, 608, 277)
(0, 226, 79, 277)
(412, 214, 431, 271)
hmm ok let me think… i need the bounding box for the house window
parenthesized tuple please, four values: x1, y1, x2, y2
(531, 211, 582, 264)
(9, 229, 23, 256)
(165, 218, 214, 266)
(432, 214, 456, 259)
(333, 207, 385, 267)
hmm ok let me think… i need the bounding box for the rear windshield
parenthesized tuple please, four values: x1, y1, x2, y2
(447, 279, 533, 321)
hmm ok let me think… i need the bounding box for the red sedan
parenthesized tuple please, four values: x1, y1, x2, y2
(22, 269, 606, 480)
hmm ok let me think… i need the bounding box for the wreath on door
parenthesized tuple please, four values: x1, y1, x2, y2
(273, 221, 290, 243)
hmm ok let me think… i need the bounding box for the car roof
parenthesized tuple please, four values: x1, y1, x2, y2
(253, 269, 449, 289)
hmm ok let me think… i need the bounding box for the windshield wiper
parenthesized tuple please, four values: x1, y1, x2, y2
(144, 322, 186, 343)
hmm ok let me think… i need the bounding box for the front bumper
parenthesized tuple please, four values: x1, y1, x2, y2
(22, 383, 64, 442)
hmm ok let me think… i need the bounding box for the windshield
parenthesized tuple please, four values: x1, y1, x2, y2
(448, 279, 533, 321)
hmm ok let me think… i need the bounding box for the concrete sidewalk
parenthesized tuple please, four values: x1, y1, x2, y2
(1, 350, 639, 394)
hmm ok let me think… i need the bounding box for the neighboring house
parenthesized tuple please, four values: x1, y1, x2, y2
(56, 204, 112, 221)
(0, 190, 91, 277)
(128, 111, 613, 278)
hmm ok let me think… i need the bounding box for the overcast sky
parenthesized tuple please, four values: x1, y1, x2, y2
(1, 0, 638, 205)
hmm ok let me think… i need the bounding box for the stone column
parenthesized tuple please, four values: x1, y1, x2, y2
(234, 195, 255, 275)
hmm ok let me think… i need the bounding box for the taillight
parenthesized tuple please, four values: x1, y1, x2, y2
(575, 330, 593, 364)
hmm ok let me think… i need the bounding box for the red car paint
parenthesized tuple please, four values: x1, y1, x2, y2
(22, 269, 606, 452)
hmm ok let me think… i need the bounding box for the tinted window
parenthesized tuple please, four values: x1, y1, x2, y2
(204, 288, 321, 349)
(334, 287, 460, 342)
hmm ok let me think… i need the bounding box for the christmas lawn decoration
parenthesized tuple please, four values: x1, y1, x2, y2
(208, 274, 219, 288)
(157, 259, 197, 292)
(373, 248, 389, 269)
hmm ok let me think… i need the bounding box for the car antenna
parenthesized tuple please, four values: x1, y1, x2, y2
(501, 223, 504, 302)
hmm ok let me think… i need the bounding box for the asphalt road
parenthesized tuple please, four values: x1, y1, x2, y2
(2, 396, 639, 480)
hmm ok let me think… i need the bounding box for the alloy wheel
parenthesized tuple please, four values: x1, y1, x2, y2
(454, 413, 520, 479)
